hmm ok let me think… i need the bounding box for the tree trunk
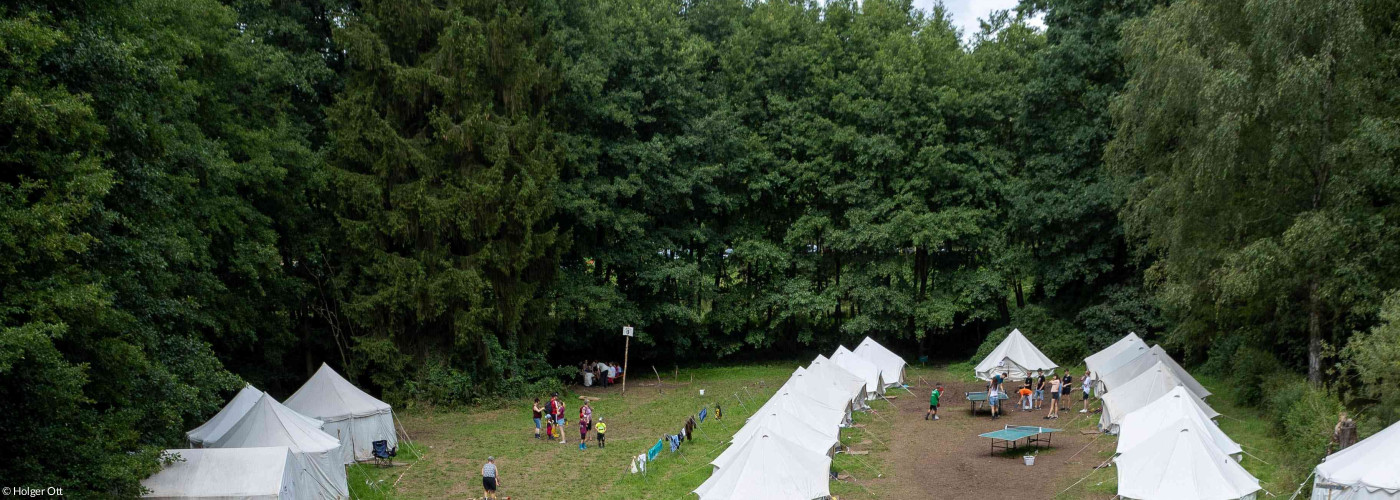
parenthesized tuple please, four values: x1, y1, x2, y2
(1308, 279, 1322, 386)
(1014, 279, 1025, 309)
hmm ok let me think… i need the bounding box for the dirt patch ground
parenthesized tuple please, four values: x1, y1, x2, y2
(858, 368, 1117, 499)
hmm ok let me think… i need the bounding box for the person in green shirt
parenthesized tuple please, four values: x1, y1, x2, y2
(925, 384, 942, 420)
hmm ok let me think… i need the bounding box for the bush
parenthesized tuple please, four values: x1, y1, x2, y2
(1231, 347, 1281, 407)
(1265, 379, 1343, 466)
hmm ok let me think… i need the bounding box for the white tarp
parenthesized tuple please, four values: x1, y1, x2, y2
(1099, 345, 1211, 399)
(143, 447, 298, 500)
(283, 363, 398, 464)
(756, 378, 849, 430)
(731, 408, 838, 457)
(1100, 361, 1219, 434)
(974, 328, 1059, 381)
(831, 345, 885, 399)
(209, 395, 348, 500)
(187, 385, 322, 448)
(1116, 425, 1261, 500)
(806, 355, 868, 409)
(1086, 332, 1150, 393)
(694, 432, 832, 500)
(853, 337, 907, 388)
(1311, 419, 1400, 499)
(1117, 386, 1241, 460)
(718, 417, 837, 469)
(784, 368, 853, 427)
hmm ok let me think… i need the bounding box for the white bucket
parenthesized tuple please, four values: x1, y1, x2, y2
(1024, 455, 1036, 466)
(699, 389, 705, 396)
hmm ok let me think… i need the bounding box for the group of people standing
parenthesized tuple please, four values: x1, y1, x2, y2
(986, 369, 1094, 420)
(532, 393, 606, 449)
(580, 360, 622, 387)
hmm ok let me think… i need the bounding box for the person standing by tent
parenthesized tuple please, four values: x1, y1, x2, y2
(925, 384, 942, 420)
(1045, 372, 1061, 419)
(1080, 370, 1093, 413)
(532, 398, 545, 439)
(1034, 370, 1047, 410)
(482, 456, 500, 500)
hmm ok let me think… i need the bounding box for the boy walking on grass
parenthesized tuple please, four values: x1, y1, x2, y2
(925, 385, 942, 420)
(596, 417, 607, 448)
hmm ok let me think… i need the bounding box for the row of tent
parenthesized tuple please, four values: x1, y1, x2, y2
(693, 338, 908, 500)
(1090, 333, 1400, 499)
(142, 364, 399, 499)
(1087, 333, 1259, 500)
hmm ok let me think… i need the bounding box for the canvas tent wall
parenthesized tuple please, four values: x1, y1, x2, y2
(143, 447, 298, 500)
(1085, 332, 1149, 394)
(1311, 419, 1400, 499)
(1117, 386, 1241, 460)
(187, 385, 322, 448)
(283, 363, 397, 464)
(716, 419, 837, 469)
(730, 409, 839, 463)
(831, 345, 885, 399)
(974, 328, 1059, 381)
(209, 395, 348, 500)
(853, 337, 907, 388)
(806, 355, 868, 409)
(1116, 426, 1260, 500)
(785, 367, 854, 422)
(756, 380, 849, 430)
(1100, 361, 1218, 434)
(1098, 345, 1210, 399)
(694, 433, 832, 500)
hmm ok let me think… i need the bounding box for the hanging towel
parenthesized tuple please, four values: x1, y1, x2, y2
(699, 408, 708, 422)
(648, 439, 664, 461)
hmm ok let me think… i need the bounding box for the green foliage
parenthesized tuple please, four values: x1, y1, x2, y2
(1266, 379, 1344, 465)
(1341, 291, 1400, 431)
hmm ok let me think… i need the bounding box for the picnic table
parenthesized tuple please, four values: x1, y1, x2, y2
(978, 425, 1061, 456)
(965, 391, 1007, 416)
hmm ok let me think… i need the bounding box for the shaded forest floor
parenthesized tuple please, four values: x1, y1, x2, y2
(349, 364, 1302, 499)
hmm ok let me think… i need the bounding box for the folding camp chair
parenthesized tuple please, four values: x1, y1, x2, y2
(372, 439, 396, 467)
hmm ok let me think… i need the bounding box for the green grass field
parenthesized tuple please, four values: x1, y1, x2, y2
(350, 363, 844, 499)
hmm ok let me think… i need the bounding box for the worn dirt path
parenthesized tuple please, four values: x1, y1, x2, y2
(863, 369, 1116, 499)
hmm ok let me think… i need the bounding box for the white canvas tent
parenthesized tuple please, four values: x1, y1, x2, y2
(717, 418, 838, 469)
(1117, 386, 1241, 460)
(831, 345, 885, 399)
(730, 409, 839, 461)
(142, 447, 299, 500)
(1115, 426, 1261, 500)
(974, 328, 1059, 381)
(1098, 345, 1211, 399)
(1100, 361, 1218, 434)
(187, 385, 322, 448)
(209, 395, 348, 500)
(756, 380, 850, 430)
(786, 367, 854, 422)
(806, 355, 868, 409)
(693, 432, 832, 500)
(1311, 419, 1400, 499)
(1085, 332, 1150, 394)
(283, 363, 398, 464)
(853, 337, 907, 388)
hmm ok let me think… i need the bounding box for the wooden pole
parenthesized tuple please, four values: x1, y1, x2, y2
(622, 333, 630, 396)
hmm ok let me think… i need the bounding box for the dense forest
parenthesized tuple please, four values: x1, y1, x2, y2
(2, 0, 1397, 494)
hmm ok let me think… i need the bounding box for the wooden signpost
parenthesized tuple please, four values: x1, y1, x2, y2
(621, 326, 633, 395)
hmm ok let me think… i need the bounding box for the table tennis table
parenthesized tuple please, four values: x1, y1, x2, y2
(978, 425, 1060, 456)
(965, 391, 1008, 416)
